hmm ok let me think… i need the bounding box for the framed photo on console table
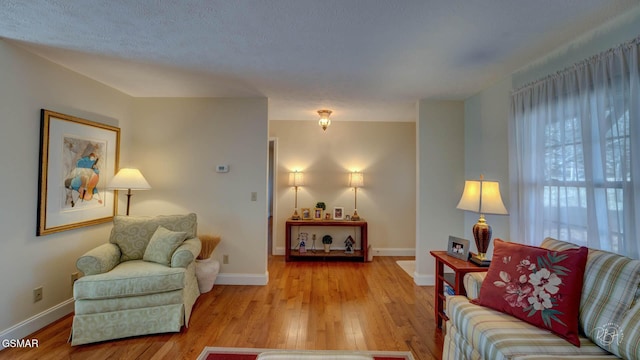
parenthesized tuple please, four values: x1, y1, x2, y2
(447, 236, 470, 261)
(37, 109, 120, 236)
(333, 207, 344, 220)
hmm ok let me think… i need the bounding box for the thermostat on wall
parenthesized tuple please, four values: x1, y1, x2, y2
(216, 165, 229, 173)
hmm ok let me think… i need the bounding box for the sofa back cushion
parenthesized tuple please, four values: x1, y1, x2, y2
(109, 213, 197, 262)
(541, 237, 640, 356)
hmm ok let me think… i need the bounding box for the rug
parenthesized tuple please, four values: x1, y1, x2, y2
(396, 260, 415, 278)
(198, 347, 415, 360)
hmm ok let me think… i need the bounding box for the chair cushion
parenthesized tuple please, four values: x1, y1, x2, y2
(472, 239, 588, 346)
(74, 260, 186, 300)
(74, 289, 184, 315)
(143, 226, 187, 265)
(109, 213, 197, 261)
(541, 237, 640, 354)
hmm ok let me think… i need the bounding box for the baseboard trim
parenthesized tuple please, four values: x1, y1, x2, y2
(0, 298, 74, 350)
(413, 273, 434, 286)
(215, 272, 269, 285)
(274, 247, 415, 257)
(369, 248, 415, 257)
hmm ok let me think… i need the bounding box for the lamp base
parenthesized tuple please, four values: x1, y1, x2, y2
(291, 209, 301, 220)
(351, 209, 361, 221)
(470, 253, 491, 267)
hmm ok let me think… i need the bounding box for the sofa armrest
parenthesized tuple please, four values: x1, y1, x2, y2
(76, 243, 121, 275)
(464, 272, 487, 300)
(171, 237, 202, 268)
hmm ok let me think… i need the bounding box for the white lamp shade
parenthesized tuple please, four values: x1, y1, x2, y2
(456, 180, 507, 215)
(288, 171, 304, 187)
(349, 172, 364, 188)
(108, 168, 151, 190)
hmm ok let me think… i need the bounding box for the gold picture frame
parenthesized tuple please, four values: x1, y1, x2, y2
(301, 208, 312, 220)
(37, 109, 120, 236)
(313, 208, 323, 220)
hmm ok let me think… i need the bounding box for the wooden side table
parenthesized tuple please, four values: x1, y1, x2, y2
(430, 251, 489, 329)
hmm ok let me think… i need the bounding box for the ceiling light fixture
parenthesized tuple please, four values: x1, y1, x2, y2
(317, 109, 332, 131)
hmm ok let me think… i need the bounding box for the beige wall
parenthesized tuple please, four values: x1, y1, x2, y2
(270, 120, 416, 255)
(415, 100, 465, 285)
(462, 77, 511, 255)
(0, 40, 134, 342)
(129, 98, 269, 282)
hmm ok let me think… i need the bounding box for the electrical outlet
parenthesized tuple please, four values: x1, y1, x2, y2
(33, 287, 43, 303)
(71, 272, 80, 286)
(251, 192, 257, 201)
(223, 254, 229, 264)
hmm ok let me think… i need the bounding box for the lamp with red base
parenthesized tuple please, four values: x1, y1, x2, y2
(456, 175, 508, 266)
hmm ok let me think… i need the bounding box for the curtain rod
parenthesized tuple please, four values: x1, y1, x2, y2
(511, 35, 640, 96)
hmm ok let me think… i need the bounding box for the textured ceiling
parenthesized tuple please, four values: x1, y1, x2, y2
(0, 1, 637, 122)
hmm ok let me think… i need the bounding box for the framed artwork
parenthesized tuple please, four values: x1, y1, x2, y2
(313, 208, 323, 220)
(37, 109, 120, 236)
(301, 208, 312, 220)
(447, 236, 470, 260)
(333, 207, 344, 220)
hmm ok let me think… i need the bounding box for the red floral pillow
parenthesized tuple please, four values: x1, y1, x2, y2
(471, 239, 588, 346)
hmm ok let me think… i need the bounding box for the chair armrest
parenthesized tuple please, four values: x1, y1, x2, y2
(171, 237, 202, 268)
(76, 243, 121, 275)
(464, 272, 487, 300)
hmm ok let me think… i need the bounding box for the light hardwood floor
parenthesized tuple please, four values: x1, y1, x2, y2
(1, 256, 443, 360)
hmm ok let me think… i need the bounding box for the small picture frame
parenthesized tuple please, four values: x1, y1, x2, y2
(313, 208, 323, 220)
(447, 236, 470, 261)
(301, 208, 312, 220)
(333, 207, 344, 220)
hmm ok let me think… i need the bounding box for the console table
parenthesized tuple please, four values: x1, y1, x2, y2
(285, 220, 368, 262)
(430, 251, 489, 329)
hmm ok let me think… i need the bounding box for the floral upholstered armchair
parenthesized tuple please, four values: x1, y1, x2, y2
(71, 213, 201, 345)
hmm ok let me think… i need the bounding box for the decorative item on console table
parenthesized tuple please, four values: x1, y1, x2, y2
(344, 235, 355, 254)
(322, 235, 333, 253)
(333, 207, 344, 220)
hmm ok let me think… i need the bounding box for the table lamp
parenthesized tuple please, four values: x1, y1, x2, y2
(349, 171, 364, 221)
(456, 175, 507, 266)
(288, 171, 304, 220)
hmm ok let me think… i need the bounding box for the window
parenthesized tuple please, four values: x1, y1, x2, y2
(510, 37, 639, 258)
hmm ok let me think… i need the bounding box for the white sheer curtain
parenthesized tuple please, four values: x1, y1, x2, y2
(509, 37, 640, 259)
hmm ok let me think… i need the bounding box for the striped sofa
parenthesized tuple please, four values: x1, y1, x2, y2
(442, 238, 640, 360)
